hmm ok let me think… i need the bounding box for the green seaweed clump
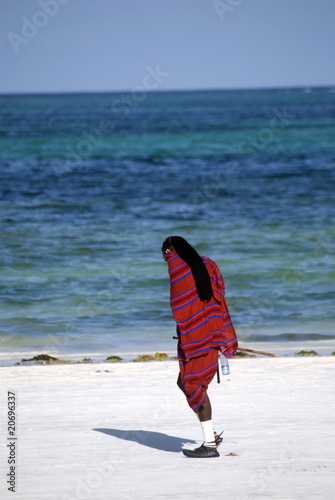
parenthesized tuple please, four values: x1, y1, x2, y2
(76, 358, 93, 364)
(106, 356, 123, 362)
(295, 350, 320, 356)
(134, 354, 155, 362)
(134, 352, 170, 362)
(21, 354, 70, 364)
(153, 352, 168, 361)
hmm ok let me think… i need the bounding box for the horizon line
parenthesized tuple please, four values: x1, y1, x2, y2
(1, 84, 335, 97)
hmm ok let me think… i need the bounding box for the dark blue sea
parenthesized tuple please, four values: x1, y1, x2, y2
(1, 88, 334, 360)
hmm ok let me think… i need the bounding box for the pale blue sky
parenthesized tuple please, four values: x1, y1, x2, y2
(1, 0, 335, 93)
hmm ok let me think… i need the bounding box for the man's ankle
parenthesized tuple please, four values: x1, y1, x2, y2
(203, 441, 217, 449)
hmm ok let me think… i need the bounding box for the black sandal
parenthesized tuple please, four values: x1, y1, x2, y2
(183, 445, 220, 458)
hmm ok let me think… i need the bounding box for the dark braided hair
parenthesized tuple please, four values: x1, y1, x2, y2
(162, 236, 213, 301)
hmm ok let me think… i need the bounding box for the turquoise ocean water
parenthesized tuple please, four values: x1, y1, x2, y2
(1, 88, 334, 359)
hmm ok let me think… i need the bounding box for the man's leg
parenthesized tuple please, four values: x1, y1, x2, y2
(178, 375, 214, 426)
(196, 393, 216, 449)
(178, 352, 220, 457)
(197, 392, 212, 422)
(176, 373, 185, 394)
(183, 396, 219, 458)
(178, 373, 217, 451)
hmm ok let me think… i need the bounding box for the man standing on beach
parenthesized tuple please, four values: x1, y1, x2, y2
(162, 236, 238, 458)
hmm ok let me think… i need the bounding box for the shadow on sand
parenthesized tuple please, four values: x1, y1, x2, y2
(93, 428, 197, 453)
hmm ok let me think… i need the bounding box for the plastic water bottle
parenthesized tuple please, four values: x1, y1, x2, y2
(221, 355, 230, 375)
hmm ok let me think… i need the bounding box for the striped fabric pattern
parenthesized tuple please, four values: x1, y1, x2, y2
(165, 252, 238, 361)
(179, 348, 219, 412)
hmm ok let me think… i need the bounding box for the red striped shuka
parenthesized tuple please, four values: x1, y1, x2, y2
(165, 252, 238, 412)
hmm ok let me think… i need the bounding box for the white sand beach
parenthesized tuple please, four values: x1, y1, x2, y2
(1, 351, 335, 500)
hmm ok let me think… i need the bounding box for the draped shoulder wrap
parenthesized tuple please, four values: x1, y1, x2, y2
(165, 252, 238, 361)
